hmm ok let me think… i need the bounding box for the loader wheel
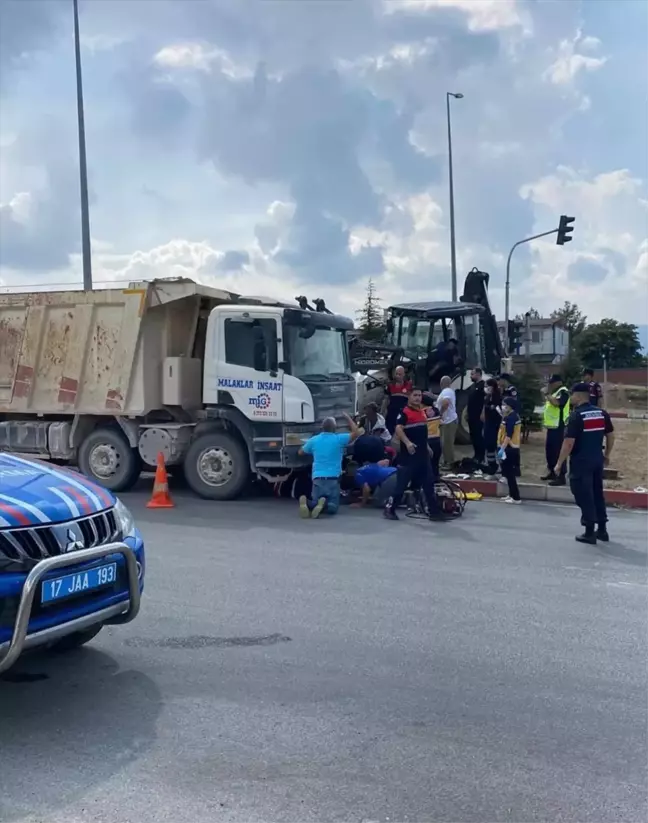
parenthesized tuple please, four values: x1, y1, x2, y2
(184, 431, 250, 500)
(78, 428, 142, 492)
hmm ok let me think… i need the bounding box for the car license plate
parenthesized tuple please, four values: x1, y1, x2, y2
(41, 563, 118, 605)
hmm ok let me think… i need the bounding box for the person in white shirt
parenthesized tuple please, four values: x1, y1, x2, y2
(437, 375, 458, 467)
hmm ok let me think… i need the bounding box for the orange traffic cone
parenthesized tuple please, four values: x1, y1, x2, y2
(147, 452, 175, 509)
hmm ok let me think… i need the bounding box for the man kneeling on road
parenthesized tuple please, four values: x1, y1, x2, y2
(298, 413, 360, 518)
(384, 386, 452, 522)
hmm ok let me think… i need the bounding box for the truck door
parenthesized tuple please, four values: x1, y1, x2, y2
(214, 313, 284, 423)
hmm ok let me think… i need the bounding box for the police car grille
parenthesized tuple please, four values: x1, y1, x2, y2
(0, 510, 118, 562)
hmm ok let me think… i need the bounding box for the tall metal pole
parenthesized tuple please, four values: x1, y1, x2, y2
(504, 228, 558, 332)
(73, 0, 93, 290)
(446, 93, 459, 302)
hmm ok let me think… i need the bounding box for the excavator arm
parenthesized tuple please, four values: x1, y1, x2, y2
(460, 267, 505, 374)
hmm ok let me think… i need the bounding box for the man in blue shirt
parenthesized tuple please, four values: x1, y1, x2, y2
(298, 413, 360, 518)
(554, 382, 615, 544)
(353, 460, 398, 507)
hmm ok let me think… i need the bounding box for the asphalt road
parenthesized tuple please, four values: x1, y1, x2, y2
(1, 491, 647, 823)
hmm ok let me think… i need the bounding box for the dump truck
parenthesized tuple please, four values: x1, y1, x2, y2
(0, 278, 355, 499)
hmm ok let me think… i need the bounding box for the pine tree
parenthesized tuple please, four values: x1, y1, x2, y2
(356, 278, 385, 340)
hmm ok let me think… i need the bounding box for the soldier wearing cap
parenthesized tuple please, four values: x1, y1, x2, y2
(554, 382, 615, 544)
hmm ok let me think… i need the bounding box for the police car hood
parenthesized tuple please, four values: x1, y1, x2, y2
(0, 453, 115, 528)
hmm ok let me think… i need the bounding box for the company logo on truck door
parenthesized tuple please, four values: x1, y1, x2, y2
(248, 393, 277, 418)
(257, 380, 282, 392)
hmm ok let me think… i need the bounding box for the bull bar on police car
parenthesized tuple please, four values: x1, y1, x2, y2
(0, 542, 141, 676)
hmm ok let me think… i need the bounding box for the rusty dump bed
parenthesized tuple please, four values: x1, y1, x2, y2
(0, 278, 240, 417)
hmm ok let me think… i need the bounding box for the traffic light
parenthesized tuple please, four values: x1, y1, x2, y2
(556, 215, 575, 246)
(507, 320, 523, 353)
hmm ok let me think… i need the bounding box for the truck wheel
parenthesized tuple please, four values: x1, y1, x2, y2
(78, 428, 142, 492)
(455, 393, 471, 446)
(184, 431, 249, 500)
(50, 625, 103, 653)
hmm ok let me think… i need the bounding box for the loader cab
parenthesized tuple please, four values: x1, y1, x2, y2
(385, 301, 486, 381)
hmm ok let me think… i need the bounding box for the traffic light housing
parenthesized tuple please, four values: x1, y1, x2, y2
(556, 215, 575, 245)
(507, 320, 523, 353)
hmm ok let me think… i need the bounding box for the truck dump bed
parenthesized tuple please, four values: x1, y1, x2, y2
(0, 279, 239, 416)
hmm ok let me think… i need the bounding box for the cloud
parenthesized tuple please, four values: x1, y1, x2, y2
(0, 0, 64, 80)
(0, 0, 645, 329)
(385, 0, 524, 33)
(543, 30, 607, 86)
(518, 167, 648, 322)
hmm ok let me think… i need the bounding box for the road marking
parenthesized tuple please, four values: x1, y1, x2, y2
(606, 581, 647, 589)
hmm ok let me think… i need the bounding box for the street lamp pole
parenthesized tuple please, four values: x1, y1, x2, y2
(73, 0, 93, 290)
(504, 228, 558, 330)
(446, 91, 463, 302)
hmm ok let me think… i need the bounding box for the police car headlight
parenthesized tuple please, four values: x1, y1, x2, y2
(114, 498, 136, 539)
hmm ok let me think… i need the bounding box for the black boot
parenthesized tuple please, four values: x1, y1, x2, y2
(575, 528, 597, 545)
(541, 471, 556, 481)
(548, 476, 566, 487)
(596, 526, 610, 542)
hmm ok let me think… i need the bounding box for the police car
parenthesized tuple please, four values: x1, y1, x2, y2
(0, 452, 145, 675)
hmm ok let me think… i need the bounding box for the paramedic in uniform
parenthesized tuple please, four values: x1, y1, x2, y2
(384, 386, 451, 522)
(554, 382, 615, 544)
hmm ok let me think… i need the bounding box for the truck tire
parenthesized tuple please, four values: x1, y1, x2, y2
(50, 625, 103, 653)
(78, 428, 142, 492)
(184, 430, 250, 500)
(455, 391, 471, 446)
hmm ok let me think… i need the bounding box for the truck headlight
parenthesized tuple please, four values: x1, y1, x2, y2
(114, 498, 136, 539)
(285, 432, 308, 446)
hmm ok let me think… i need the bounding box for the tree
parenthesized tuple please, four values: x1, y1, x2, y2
(550, 301, 587, 339)
(515, 307, 541, 321)
(356, 278, 385, 340)
(516, 365, 543, 438)
(575, 319, 643, 369)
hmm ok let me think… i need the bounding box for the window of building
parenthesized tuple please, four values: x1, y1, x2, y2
(224, 318, 277, 371)
(531, 331, 541, 344)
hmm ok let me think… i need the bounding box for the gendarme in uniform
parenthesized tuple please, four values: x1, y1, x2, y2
(559, 382, 614, 544)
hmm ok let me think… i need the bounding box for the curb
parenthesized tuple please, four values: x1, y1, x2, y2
(451, 478, 648, 510)
(608, 411, 648, 420)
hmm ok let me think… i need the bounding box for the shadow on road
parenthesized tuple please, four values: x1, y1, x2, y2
(0, 648, 161, 822)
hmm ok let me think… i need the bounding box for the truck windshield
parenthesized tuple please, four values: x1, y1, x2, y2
(287, 327, 350, 380)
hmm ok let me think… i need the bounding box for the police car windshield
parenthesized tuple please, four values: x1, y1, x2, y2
(287, 326, 350, 380)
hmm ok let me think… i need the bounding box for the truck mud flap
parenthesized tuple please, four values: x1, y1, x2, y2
(0, 543, 141, 675)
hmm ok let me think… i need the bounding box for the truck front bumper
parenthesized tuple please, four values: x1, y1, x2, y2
(0, 541, 142, 676)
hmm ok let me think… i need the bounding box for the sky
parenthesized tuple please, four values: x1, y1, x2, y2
(0, 0, 647, 332)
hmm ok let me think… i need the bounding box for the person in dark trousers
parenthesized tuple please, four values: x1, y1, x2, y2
(583, 368, 603, 407)
(422, 392, 442, 479)
(482, 378, 502, 475)
(554, 383, 615, 544)
(384, 386, 452, 522)
(541, 374, 570, 486)
(498, 396, 522, 504)
(498, 373, 520, 476)
(467, 367, 485, 463)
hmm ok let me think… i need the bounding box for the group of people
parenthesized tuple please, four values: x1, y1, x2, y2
(296, 386, 454, 523)
(295, 363, 614, 544)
